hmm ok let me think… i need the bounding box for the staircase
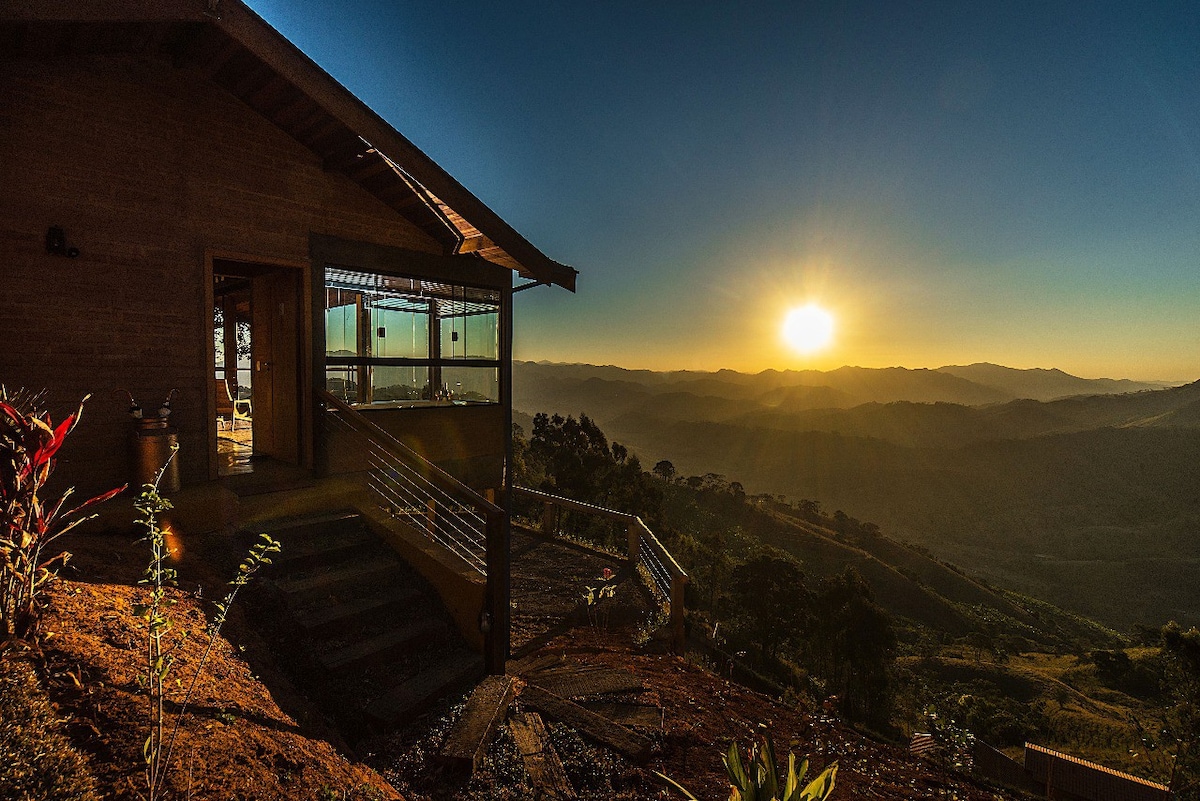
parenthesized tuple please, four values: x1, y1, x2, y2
(253, 510, 483, 740)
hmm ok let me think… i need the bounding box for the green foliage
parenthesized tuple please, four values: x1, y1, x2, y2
(136, 445, 281, 800)
(1160, 622, 1200, 798)
(657, 728, 837, 801)
(519, 413, 663, 544)
(728, 551, 809, 662)
(582, 567, 618, 630)
(0, 389, 123, 644)
(0, 656, 100, 801)
(513, 417, 898, 727)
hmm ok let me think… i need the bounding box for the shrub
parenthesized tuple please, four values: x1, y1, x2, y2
(0, 389, 122, 645)
(658, 727, 838, 800)
(135, 447, 281, 800)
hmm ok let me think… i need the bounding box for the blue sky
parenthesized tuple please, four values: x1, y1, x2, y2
(247, 1, 1200, 380)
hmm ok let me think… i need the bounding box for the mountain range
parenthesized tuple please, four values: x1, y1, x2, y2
(513, 361, 1200, 630)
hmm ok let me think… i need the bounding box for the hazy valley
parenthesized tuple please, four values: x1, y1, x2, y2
(515, 360, 1200, 631)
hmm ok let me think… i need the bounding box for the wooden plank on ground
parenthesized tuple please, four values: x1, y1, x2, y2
(509, 712, 576, 799)
(440, 675, 515, 772)
(521, 684, 653, 763)
(528, 667, 644, 699)
(508, 652, 564, 677)
(578, 701, 663, 731)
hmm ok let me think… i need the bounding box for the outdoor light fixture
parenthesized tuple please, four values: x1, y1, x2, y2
(45, 226, 79, 258)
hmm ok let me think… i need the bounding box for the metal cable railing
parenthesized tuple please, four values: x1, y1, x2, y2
(639, 541, 673, 601)
(512, 486, 689, 653)
(319, 389, 496, 575)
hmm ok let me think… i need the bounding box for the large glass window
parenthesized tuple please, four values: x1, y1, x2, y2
(324, 268, 501, 406)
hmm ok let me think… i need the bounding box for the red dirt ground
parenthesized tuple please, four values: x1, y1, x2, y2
(23, 523, 1019, 800)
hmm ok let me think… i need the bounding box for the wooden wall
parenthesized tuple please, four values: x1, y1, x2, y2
(323, 404, 506, 492)
(0, 53, 445, 494)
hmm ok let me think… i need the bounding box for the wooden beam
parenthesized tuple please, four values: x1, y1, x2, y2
(509, 713, 576, 799)
(440, 675, 514, 773)
(1, 1, 203, 22)
(527, 666, 644, 699)
(578, 702, 664, 732)
(520, 685, 653, 763)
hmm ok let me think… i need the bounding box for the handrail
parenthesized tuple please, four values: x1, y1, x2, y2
(319, 388, 502, 517)
(318, 387, 511, 673)
(514, 485, 635, 523)
(513, 485, 688, 653)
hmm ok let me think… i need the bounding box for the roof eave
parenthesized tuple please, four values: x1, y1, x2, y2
(211, 1, 578, 291)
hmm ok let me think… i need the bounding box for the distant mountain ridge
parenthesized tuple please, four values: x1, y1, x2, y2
(516, 361, 1172, 416)
(514, 360, 1200, 630)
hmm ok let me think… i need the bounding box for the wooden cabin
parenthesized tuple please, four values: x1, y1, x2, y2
(0, 0, 575, 498)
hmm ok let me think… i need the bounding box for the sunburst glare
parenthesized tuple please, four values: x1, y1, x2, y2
(782, 304, 835, 354)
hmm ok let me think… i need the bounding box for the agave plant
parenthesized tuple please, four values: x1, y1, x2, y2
(657, 728, 837, 801)
(0, 389, 123, 643)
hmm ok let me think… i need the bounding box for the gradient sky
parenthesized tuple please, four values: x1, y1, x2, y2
(246, 1, 1200, 381)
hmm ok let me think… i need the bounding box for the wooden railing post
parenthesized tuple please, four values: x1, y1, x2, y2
(426, 499, 437, 539)
(671, 573, 688, 655)
(627, 520, 640, 564)
(541, 501, 554, 537)
(484, 508, 510, 675)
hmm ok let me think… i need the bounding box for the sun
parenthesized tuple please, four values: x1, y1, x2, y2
(782, 304, 835, 354)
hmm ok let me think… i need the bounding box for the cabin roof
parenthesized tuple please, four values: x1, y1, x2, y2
(1, 0, 577, 291)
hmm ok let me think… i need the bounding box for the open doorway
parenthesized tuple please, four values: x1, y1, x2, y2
(212, 259, 302, 476)
(214, 271, 254, 474)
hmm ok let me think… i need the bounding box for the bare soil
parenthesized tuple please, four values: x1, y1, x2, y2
(25, 521, 1018, 800)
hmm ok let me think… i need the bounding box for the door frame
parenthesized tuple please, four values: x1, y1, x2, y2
(205, 249, 313, 480)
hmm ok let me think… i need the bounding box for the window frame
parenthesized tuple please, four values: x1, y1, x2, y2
(322, 265, 504, 407)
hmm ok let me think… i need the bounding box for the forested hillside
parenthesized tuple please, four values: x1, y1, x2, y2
(514, 362, 1200, 629)
(512, 412, 1200, 789)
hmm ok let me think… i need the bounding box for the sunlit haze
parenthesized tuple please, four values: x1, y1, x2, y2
(246, 1, 1200, 382)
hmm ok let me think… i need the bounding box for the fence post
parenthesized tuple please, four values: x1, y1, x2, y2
(626, 520, 640, 564)
(671, 573, 687, 655)
(484, 507, 510, 675)
(541, 501, 554, 536)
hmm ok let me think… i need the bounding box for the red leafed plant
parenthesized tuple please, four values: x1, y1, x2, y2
(0, 388, 123, 645)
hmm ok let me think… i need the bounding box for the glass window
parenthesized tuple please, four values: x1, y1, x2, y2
(324, 267, 501, 407)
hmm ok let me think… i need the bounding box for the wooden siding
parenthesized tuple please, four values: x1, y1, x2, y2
(323, 404, 506, 491)
(0, 53, 443, 493)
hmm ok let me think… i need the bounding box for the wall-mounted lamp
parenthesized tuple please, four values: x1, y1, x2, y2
(45, 226, 80, 258)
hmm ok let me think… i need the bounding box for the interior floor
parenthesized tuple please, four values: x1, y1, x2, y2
(217, 422, 253, 475)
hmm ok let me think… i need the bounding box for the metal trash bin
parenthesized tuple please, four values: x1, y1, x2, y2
(130, 416, 179, 493)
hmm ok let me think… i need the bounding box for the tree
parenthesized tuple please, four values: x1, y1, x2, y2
(1161, 622, 1200, 798)
(808, 569, 897, 726)
(653, 459, 677, 482)
(729, 551, 810, 663)
(523, 413, 663, 535)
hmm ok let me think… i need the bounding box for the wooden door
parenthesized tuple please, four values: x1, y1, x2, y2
(251, 270, 300, 462)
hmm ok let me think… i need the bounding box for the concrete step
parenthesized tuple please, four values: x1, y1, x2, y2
(254, 509, 361, 538)
(273, 527, 379, 574)
(299, 585, 423, 637)
(274, 555, 402, 603)
(368, 649, 483, 727)
(318, 616, 446, 674)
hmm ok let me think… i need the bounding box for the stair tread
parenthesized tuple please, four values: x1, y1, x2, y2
(371, 649, 483, 724)
(275, 529, 378, 565)
(253, 510, 361, 535)
(274, 555, 401, 595)
(300, 585, 422, 630)
(318, 617, 446, 672)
